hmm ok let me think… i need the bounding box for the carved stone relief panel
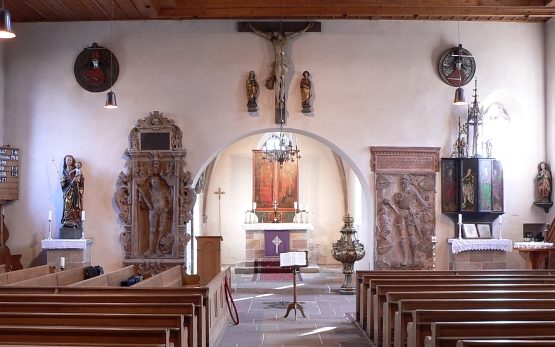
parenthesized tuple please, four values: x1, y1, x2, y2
(370, 147, 440, 270)
(115, 111, 196, 275)
(375, 173, 435, 269)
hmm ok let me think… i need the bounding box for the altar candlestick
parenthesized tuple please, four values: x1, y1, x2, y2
(81, 210, 86, 221)
(48, 210, 52, 222)
(60, 257, 65, 269)
(458, 214, 462, 224)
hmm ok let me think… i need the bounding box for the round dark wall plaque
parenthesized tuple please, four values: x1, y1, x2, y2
(74, 42, 119, 93)
(438, 45, 476, 87)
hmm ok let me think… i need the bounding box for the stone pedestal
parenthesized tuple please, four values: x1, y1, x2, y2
(59, 227, 83, 239)
(41, 239, 93, 269)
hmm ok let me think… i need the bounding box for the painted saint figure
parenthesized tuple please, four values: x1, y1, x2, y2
(246, 71, 259, 112)
(246, 22, 313, 111)
(462, 168, 476, 210)
(300, 70, 312, 113)
(536, 161, 552, 203)
(60, 155, 84, 228)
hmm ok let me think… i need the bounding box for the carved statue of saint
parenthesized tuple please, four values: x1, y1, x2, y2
(140, 175, 172, 257)
(246, 71, 259, 112)
(246, 22, 313, 111)
(536, 161, 552, 203)
(300, 70, 312, 113)
(60, 154, 84, 228)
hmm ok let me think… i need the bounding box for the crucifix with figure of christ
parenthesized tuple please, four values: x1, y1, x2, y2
(239, 22, 320, 124)
(214, 187, 225, 235)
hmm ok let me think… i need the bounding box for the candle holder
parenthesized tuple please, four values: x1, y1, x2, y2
(81, 221, 85, 240)
(458, 222, 463, 239)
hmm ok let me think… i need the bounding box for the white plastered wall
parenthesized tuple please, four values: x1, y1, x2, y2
(0, 19, 547, 271)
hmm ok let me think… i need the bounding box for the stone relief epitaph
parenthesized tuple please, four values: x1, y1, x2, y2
(371, 147, 439, 270)
(115, 111, 196, 275)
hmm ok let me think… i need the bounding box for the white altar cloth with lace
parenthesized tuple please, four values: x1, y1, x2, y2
(449, 238, 513, 254)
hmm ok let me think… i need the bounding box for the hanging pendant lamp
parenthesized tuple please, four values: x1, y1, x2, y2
(453, 87, 465, 105)
(0, 1, 15, 39)
(104, 91, 118, 109)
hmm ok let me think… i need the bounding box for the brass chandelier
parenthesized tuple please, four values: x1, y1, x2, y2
(262, 122, 300, 168)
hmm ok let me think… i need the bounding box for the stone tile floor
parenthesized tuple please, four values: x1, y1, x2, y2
(216, 266, 373, 347)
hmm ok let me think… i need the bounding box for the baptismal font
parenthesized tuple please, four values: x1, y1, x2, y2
(331, 215, 365, 294)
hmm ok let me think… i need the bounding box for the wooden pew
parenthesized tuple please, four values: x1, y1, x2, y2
(0, 264, 54, 285)
(0, 266, 232, 347)
(0, 312, 186, 347)
(0, 325, 175, 346)
(355, 269, 553, 326)
(362, 273, 555, 334)
(397, 299, 555, 347)
(0, 294, 202, 347)
(67, 264, 139, 287)
(368, 277, 555, 343)
(424, 321, 555, 347)
(396, 298, 555, 347)
(381, 285, 555, 347)
(0, 302, 195, 347)
(134, 265, 183, 288)
(456, 339, 555, 347)
(409, 308, 555, 347)
(6, 266, 86, 286)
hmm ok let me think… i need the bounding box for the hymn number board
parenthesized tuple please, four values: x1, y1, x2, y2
(0, 147, 19, 202)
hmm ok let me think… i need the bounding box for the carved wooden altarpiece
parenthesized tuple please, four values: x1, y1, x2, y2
(370, 147, 440, 270)
(115, 111, 196, 276)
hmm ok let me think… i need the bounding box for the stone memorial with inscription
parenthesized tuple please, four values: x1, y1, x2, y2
(115, 111, 196, 275)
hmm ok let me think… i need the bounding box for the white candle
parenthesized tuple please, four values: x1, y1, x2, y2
(48, 210, 52, 221)
(305, 204, 309, 213)
(294, 202, 298, 210)
(252, 202, 256, 210)
(458, 214, 462, 224)
(60, 257, 65, 268)
(81, 210, 86, 221)
(499, 215, 503, 224)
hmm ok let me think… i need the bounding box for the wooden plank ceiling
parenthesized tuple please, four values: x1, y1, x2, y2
(5, 0, 555, 23)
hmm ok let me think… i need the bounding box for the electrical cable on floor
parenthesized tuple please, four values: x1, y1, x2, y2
(224, 273, 239, 325)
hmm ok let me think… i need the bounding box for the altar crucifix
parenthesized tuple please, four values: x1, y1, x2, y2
(239, 22, 320, 124)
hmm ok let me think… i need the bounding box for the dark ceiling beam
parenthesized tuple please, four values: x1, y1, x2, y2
(157, 5, 555, 20)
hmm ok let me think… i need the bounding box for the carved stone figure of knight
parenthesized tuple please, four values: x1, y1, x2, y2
(115, 111, 196, 275)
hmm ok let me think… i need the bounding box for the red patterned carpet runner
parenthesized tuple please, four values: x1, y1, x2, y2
(254, 256, 290, 273)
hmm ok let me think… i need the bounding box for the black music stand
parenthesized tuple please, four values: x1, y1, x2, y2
(280, 251, 308, 319)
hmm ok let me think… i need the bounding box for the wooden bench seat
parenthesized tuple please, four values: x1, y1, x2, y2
(425, 321, 555, 347)
(0, 312, 186, 347)
(0, 265, 54, 285)
(67, 264, 139, 287)
(456, 339, 555, 347)
(368, 277, 555, 343)
(7, 266, 86, 286)
(381, 286, 555, 347)
(356, 269, 553, 327)
(0, 294, 202, 347)
(0, 325, 176, 346)
(397, 299, 555, 347)
(409, 308, 555, 347)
